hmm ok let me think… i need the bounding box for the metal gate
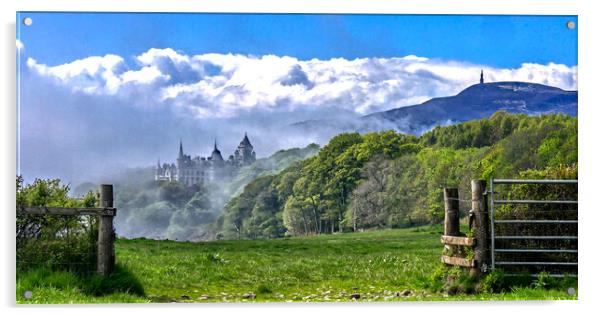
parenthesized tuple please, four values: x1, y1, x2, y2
(488, 179, 578, 277)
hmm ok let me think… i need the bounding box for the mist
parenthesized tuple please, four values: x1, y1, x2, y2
(17, 48, 578, 240)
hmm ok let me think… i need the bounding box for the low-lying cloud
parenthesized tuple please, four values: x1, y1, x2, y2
(19, 47, 578, 185)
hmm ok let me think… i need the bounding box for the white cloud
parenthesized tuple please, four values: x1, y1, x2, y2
(121, 66, 169, 85)
(16, 39, 24, 50)
(26, 48, 578, 118)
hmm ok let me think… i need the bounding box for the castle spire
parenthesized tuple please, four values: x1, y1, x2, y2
(214, 138, 218, 151)
(157, 158, 161, 168)
(480, 69, 484, 84)
(178, 139, 184, 159)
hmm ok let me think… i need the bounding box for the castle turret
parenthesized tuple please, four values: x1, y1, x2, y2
(480, 69, 484, 84)
(234, 132, 256, 166)
(211, 139, 224, 163)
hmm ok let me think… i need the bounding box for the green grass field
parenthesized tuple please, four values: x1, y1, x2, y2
(16, 225, 577, 303)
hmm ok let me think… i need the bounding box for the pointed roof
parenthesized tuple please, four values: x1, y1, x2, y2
(178, 139, 184, 159)
(211, 138, 224, 161)
(239, 132, 252, 147)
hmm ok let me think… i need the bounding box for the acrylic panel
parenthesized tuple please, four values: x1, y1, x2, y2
(16, 12, 578, 303)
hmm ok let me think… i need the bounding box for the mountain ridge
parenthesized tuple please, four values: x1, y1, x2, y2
(292, 81, 577, 135)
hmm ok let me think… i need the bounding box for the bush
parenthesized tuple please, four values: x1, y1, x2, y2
(16, 176, 99, 274)
(481, 269, 506, 293)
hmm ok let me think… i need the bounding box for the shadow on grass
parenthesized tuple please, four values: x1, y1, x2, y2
(17, 263, 145, 298)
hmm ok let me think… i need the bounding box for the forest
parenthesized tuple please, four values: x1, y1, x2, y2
(216, 111, 577, 239)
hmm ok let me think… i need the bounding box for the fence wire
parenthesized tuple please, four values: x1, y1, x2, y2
(16, 213, 99, 275)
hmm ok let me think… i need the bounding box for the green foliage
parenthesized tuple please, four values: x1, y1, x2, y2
(17, 264, 146, 303)
(532, 272, 551, 290)
(16, 176, 99, 274)
(220, 111, 577, 238)
(481, 269, 506, 293)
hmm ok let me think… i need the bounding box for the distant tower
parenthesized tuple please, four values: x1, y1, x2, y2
(480, 69, 484, 84)
(234, 132, 256, 166)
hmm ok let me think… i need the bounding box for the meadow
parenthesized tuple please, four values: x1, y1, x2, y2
(16, 225, 577, 303)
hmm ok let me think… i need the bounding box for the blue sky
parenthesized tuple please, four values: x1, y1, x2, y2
(17, 13, 578, 184)
(17, 13, 577, 68)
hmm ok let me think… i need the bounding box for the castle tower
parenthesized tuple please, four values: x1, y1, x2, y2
(208, 139, 225, 181)
(176, 140, 185, 183)
(234, 132, 256, 166)
(210, 139, 225, 164)
(480, 69, 484, 84)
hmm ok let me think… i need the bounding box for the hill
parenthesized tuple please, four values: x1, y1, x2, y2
(219, 111, 577, 239)
(292, 82, 577, 135)
(366, 82, 577, 134)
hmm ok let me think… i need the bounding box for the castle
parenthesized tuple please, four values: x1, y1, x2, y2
(155, 133, 256, 186)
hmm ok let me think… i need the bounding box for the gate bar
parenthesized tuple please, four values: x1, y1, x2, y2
(494, 220, 578, 224)
(493, 200, 577, 204)
(493, 179, 578, 184)
(495, 249, 578, 253)
(505, 274, 578, 278)
(495, 236, 578, 240)
(496, 261, 577, 266)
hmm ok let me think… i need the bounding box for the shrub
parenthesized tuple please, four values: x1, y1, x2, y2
(16, 176, 99, 274)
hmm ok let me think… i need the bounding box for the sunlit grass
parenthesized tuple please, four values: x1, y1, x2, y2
(17, 225, 577, 303)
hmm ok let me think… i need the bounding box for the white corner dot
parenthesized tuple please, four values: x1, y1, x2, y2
(566, 21, 575, 29)
(567, 287, 576, 295)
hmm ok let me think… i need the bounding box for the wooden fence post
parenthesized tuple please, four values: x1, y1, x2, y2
(471, 180, 489, 275)
(443, 188, 460, 237)
(98, 184, 115, 276)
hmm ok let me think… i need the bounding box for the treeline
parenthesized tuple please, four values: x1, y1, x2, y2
(216, 111, 577, 238)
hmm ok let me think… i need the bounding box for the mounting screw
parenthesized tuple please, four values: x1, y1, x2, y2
(566, 21, 575, 29)
(567, 287, 576, 296)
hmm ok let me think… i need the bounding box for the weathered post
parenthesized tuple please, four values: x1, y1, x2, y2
(98, 184, 115, 275)
(443, 188, 460, 237)
(471, 180, 489, 276)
